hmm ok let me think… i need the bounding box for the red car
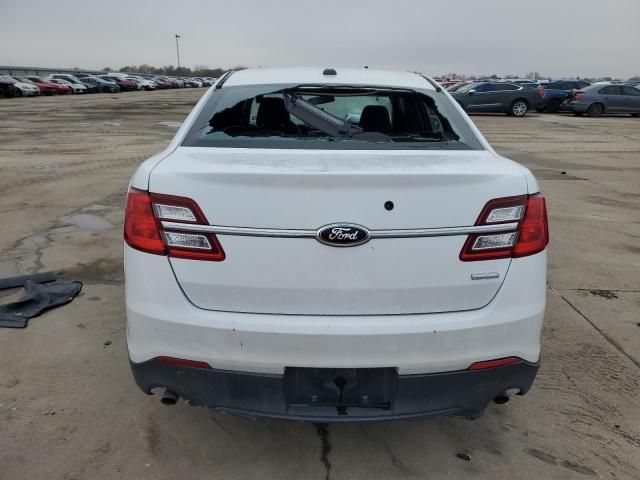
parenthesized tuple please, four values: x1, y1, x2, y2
(151, 77, 172, 89)
(23, 76, 71, 95)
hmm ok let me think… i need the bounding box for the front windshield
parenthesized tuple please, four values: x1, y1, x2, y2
(183, 83, 483, 150)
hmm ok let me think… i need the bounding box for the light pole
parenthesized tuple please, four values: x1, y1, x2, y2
(175, 34, 181, 74)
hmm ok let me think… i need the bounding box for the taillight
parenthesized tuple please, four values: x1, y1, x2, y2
(460, 194, 548, 261)
(124, 188, 225, 261)
(538, 88, 545, 97)
(574, 92, 583, 100)
(124, 189, 165, 255)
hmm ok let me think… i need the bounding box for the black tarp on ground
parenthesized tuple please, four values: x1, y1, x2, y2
(0, 280, 82, 328)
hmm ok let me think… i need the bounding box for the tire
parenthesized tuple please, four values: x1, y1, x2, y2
(574, 113, 583, 116)
(631, 113, 639, 118)
(536, 107, 544, 113)
(587, 103, 604, 117)
(509, 99, 528, 117)
(544, 99, 562, 113)
(15, 89, 22, 97)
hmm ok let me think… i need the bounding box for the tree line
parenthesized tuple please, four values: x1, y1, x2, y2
(104, 65, 246, 77)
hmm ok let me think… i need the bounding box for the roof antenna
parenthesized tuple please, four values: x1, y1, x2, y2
(364, 65, 369, 69)
(323, 68, 337, 76)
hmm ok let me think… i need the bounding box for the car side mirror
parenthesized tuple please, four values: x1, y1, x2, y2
(467, 89, 476, 95)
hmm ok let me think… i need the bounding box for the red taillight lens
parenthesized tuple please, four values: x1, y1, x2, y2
(538, 88, 545, 97)
(124, 188, 225, 261)
(574, 92, 583, 100)
(468, 357, 521, 370)
(460, 193, 548, 261)
(124, 188, 165, 255)
(513, 194, 548, 257)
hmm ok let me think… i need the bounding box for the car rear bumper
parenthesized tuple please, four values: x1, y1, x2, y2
(126, 245, 546, 375)
(130, 357, 539, 421)
(562, 101, 588, 113)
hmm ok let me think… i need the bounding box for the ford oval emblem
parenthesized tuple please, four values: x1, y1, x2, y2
(316, 223, 371, 247)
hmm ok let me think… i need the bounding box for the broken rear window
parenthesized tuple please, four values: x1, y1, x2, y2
(182, 84, 483, 150)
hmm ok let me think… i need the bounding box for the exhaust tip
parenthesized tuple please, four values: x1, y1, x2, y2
(160, 389, 179, 406)
(494, 393, 509, 405)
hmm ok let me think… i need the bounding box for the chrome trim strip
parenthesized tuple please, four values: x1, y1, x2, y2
(161, 221, 519, 239)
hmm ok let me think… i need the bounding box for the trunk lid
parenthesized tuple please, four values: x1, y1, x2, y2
(150, 147, 528, 315)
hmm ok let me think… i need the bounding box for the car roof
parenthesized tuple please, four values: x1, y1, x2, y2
(223, 67, 435, 90)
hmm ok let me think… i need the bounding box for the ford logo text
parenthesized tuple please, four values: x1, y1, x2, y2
(316, 223, 371, 247)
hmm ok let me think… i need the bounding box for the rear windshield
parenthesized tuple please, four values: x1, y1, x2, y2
(182, 84, 483, 150)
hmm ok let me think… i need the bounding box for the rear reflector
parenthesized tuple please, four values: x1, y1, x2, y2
(468, 357, 521, 370)
(460, 194, 548, 261)
(124, 188, 225, 261)
(155, 356, 212, 369)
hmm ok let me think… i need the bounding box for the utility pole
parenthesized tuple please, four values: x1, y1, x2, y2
(175, 34, 181, 74)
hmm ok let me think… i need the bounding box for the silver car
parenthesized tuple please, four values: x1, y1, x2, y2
(563, 83, 640, 117)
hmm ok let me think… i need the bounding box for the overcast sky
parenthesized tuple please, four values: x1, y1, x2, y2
(1, 0, 639, 78)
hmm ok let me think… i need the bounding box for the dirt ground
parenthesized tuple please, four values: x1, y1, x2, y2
(1, 90, 639, 480)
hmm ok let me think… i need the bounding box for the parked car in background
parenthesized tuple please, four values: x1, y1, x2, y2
(505, 79, 540, 89)
(537, 80, 591, 113)
(24, 76, 72, 95)
(48, 73, 98, 92)
(99, 75, 137, 91)
(446, 81, 473, 93)
(124, 76, 157, 90)
(0, 76, 40, 96)
(181, 78, 202, 88)
(151, 77, 172, 89)
(81, 76, 120, 93)
(0, 77, 18, 97)
(12, 76, 57, 95)
(450, 81, 545, 116)
(155, 76, 179, 88)
(47, 78, 87, 94)
(563, 83, 640, 117)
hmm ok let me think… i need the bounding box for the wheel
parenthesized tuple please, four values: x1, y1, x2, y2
(587, 103, 604, 117)
(15, 89, 22, 97)
(509, 99, 528, 117)
(544, 99, 562, 113)
(632, 113, 639, 117)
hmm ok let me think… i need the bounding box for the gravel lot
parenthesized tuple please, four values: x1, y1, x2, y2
(1, 90, 639, 480)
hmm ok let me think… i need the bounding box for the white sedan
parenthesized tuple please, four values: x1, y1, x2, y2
(124, 67, 548, 421)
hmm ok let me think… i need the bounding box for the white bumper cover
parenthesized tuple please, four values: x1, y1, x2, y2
(125, 246, 545, 375)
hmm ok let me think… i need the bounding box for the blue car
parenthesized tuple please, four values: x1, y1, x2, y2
(538, 80, 591, 113)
